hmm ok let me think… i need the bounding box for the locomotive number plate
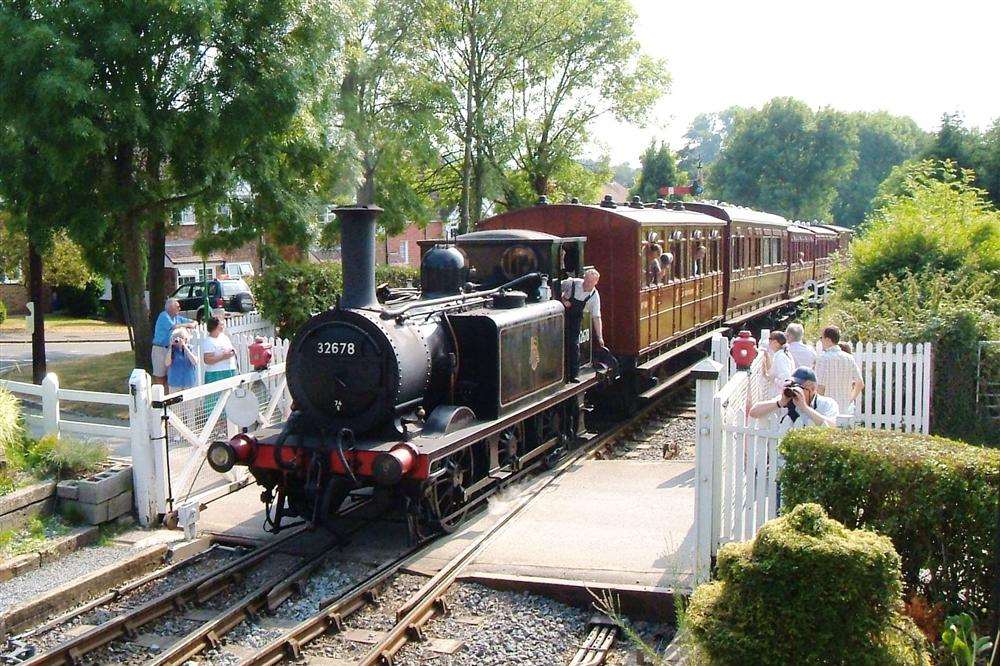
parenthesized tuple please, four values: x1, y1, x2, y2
(316, 342, 357, 355)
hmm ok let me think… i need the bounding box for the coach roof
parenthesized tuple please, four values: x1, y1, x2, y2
(683, 201, 789, 229)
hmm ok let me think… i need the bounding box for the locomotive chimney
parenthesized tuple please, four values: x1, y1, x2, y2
(335, 205, 382, 309)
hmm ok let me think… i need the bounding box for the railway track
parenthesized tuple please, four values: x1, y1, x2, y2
(15, 381, 692, 666)
(234, 384, 689, 665)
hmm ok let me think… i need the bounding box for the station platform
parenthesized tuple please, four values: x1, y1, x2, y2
(194, 458, 698, 596)
(406, 459, 697, 594)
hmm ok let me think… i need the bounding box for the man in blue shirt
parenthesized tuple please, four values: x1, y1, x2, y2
(152, 298, 196, 386)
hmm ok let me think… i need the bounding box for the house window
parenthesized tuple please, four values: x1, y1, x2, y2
(0, 265, 22, 284)
(178, 207, 196, 226)
(399, 241, 409, 264)
(198, 266, 215, 282)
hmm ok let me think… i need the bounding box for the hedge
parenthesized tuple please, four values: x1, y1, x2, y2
(779, 428, 999, 629)
(687, 503, 929, 665)
(253, 260, 418, 336)
(0, 300, 6, 326)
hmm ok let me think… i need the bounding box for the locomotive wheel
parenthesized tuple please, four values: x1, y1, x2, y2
(415, 447, 474, 537)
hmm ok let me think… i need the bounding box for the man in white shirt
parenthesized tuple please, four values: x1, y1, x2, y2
(748, 366, 838, 429)
(761, 330, 795, 399)
(784, 322, 816, 369)
(814, 325, 864, 415)
(561, 269, 604, 382)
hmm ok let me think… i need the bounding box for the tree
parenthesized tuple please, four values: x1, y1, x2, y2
(677, 108, 739, 180)
(830, 112, 927, 227)
(915, 112, 1000, 209)
(0, 0, 336, 371)
(709, 98, 857, 221)
(630, 141, 678, 202)
(490, 0, 668, 209)
(324, 0, 445, 238)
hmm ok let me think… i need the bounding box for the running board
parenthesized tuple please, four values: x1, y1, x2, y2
(637, 358, 703, 401)
(637, 328, 726, 375)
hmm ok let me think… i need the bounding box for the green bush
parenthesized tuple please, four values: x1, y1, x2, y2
(0, 299, 7, 325)
(779, 428, 1000, 630)
(0, 386, 23, 469)
(254, 260, 418, 336)
(56, 279, 104, 316)
(843, 161, 1000, 301)
(28, 435, 108, 479)
(821, 269, 999, 441)
(687, 503, 929, 665)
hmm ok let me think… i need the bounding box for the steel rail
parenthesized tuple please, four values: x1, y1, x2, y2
(22, 496, 375, 666)
(10, 545, 231, 644)
(147, 541, 340, 666)
(19, 526, 309, 666)
(568, 624, 617, 666)
(239, 382, 686, 666)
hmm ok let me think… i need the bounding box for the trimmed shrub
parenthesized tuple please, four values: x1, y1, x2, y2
(253, 260, 417, 336)
(687, 503, 929, 665)
(56, 279, 104, 316)
(779, 428, 999, 629)
(0, 299, 7, 326)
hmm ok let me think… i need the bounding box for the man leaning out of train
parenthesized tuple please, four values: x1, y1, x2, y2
(748, 366, 837, 429)
(561, 268, 604, 382)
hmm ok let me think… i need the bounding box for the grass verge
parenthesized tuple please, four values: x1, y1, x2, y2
(6, 351, 134, 419)
(0, 515, 70, 561)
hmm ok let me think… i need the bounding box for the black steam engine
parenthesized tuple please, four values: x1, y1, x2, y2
(207, 206, 600, 535)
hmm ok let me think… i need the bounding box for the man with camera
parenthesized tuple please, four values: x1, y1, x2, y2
(748, 366, 838, 428)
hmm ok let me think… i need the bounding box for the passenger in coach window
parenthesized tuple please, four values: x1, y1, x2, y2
(644, 243, 663, 286)
(692, 245, 707, 276)
(561, 268, 604, 382)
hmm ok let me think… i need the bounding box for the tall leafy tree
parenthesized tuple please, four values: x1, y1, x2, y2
(831, 112, 927, 227)
(709, 98, 857, 221)
(676, 108, 739, 180)
(631, 140, 678, 202)
(326, 0, 445, 237)
(491, 0, 668, 209)
(0, 0, 336, 371)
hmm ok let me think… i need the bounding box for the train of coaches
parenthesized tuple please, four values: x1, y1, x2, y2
(204, 196, 850, 535)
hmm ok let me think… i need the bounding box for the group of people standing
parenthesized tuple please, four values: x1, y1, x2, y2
(750, 323, 865, 429)
(151, 298, 238, 393)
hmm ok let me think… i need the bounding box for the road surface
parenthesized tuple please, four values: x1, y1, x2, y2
(0, 340, 132, 376)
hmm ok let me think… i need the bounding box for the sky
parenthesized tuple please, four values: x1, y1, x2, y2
(588, 0, 1000, 165)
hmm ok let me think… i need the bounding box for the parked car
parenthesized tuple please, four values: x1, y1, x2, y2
(170, 279, 255, 322)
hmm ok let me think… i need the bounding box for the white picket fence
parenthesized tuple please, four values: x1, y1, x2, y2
(694, 335, 935, 582)
(189, 312, 276, 383)
(0, 375, 131, 441)
(0, 322, 294, 528)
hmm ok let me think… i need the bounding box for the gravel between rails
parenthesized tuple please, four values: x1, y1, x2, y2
(607, 413, 696, 462)
(0, 545, 133, 612)
(23, 548, 246, 654)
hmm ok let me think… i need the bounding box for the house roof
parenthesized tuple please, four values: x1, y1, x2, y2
(165, 242, 226, 265)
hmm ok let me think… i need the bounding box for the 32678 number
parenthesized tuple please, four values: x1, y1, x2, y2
(316, 341, 356, 355)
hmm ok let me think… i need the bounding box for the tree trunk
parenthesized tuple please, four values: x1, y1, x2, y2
(471, 149, 485, 225)
(357, 164, 376, 205)
(458, 5, 477, 235)
(121, 213, 153, 372)
(147, 214, 166, 330)
(28, 238, 46, 384)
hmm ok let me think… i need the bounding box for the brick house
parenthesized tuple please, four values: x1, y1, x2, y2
(162, 208, 261, 294)
(310, 220, 451, 268)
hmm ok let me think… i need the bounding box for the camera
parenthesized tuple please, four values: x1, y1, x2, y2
(783, 383, 802, 399)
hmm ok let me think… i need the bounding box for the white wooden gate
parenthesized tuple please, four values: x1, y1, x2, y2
(695, 336, 935, 582)
(131, 338, 292, 525)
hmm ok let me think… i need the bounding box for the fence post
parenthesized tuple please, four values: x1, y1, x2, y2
(711, 333, 730, 387)
(129, 369, 157, 526)
(41, 372, 60, 437)
(692, 357, 722, 584)
(148, 383, 170, 517)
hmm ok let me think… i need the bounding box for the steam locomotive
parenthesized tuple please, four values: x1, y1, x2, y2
(206, 199, 849, 536)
